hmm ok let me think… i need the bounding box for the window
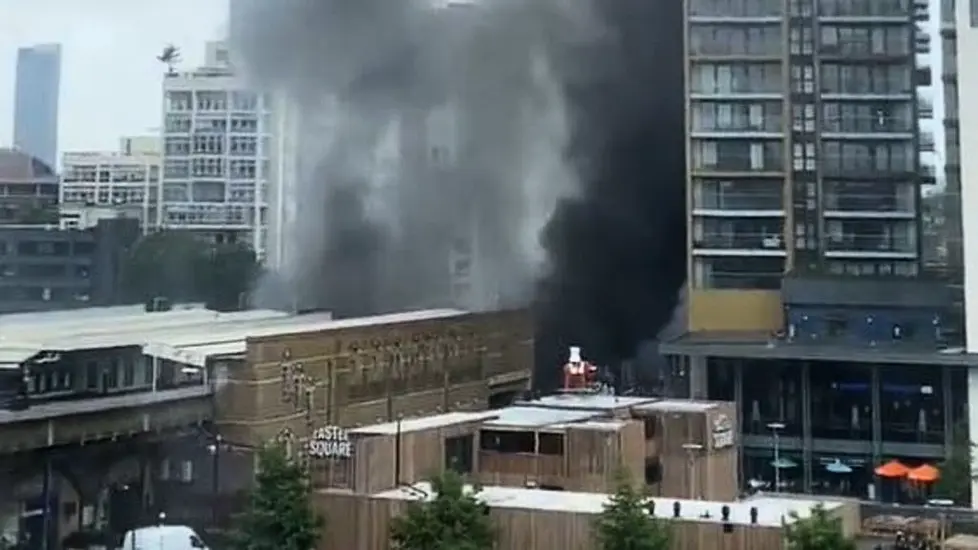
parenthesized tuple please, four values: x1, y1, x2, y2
(827, 317, 848, 337)
(691, 63, 782, 94)
(972, 0, 978, 27)
(689, 25, 782, 56)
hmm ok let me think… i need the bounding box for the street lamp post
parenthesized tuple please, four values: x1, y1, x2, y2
(208, 434, 223, 526)
(681, 443, 704, 499)
(767, 422, 785, 493)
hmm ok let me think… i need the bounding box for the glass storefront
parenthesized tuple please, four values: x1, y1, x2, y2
(810, 361, 873, 441)
(705, 357, 968, 500)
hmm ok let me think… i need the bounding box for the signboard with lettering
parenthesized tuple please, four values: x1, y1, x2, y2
(712, 414, 734, 449)
(308, 426, 353, 459)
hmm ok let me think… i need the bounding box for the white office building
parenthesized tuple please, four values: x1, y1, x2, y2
(159, 41, 270, 258)
(59, 137, 161, 231)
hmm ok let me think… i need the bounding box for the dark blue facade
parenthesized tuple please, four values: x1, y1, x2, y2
(785, 307, 943, 347)
(780, 275, 955, 349)
(13, 44, 61, 170)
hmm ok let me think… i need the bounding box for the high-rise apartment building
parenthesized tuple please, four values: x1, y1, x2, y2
(663, 0, 969, 503)
(13, 44, 62, 170)
(159, 41, 270, 257)
(59, 137, 161, 232)
(943, 0, 978, 506)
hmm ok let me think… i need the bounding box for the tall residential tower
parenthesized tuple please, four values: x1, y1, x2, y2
(663, 0, 962, 502)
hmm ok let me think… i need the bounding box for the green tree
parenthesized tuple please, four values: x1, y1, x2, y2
(234, 444, 323, 550)
(783, 504, 856, 550)
(120, 231, 259, 310)
(594, 476, 670, 550)
(196, 242, 261, 311)
(389, 471, 494, 550)
(934, 422, 976, 505)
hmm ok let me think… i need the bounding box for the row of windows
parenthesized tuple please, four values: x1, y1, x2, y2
(693, 0, 910, 18)
(0, 240, 94, 256)
(62, 188, 150, 205)
(691, 140, 784, 171)
(690, 101, 782, 132)
(165, 90, 264, 113)
(163, 158, 266, 180)
(0, 263, 89, 279)
(822, 64, 912, 94)
(692, 63, 912, 96)
(689, 0, 781, 17)
(692, 257, 920, 290)
(822, 141, 915, 172)
(164, 136, 261, 156)
(822, 102, 914, 133)
(690, 63, 781, 95)
(63, 165, 157, 183)
(689, 24, 782, 56)
(821, 25, 913, 56)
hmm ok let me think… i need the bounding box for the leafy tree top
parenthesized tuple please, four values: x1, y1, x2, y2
(594, 476, 671, 550)
(235, 443, 323, 550)
(389, 471, 495, 550)
(783, 504, 856, 550)
(121, 231, 259, 310)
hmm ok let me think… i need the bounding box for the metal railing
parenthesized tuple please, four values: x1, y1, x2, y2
(825, 235, 916, 254)
(695, 192, 784, 211)
(703, 271, 782, 290)
(695, 231, 785, 250)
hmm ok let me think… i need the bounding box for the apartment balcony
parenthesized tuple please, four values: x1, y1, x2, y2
(692, 231, 786, 257)
(692, 179, 785, 217)
(914, 0, 929, 21)
(918, 97, 934, 119)
(824, 196, 916, 220)
(825, 235, 918, 259)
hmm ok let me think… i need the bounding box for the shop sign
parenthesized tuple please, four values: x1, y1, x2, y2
(712, 414, 735, 449)
(308, 426, 353, 459)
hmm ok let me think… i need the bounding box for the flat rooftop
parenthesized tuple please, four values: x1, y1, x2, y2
(348, 411, 501, 435)
(633, 399, 721, 413)
(371, 483, 843, 528)
(483, 406, 601, 429)
(0, 306, 468, 367)
(518, 394, 658, 412)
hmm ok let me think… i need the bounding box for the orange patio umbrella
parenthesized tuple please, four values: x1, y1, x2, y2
(907, 464, 940, 483)
(875, 460, 909, 478)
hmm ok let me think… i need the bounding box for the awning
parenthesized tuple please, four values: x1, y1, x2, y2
(875, 460, 909, 478)
(907, 464, 940, 483)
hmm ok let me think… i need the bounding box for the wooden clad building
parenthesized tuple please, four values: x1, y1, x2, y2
(214, 308, 533, 448)
(314, 480, 860, 550)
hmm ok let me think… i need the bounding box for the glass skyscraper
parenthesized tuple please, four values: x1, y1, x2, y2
(13, 43, 62, 170)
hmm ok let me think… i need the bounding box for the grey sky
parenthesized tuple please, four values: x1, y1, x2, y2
(0, 0, 227, 153)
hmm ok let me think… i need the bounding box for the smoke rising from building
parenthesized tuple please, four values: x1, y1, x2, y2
(233, 0, 687, 381)
(232, 0, 590, 317)
(533, 0, 687, 384)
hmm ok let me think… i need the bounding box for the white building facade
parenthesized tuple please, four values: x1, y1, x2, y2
(159, 41, 271, 258)
(59, 138, 161, 231)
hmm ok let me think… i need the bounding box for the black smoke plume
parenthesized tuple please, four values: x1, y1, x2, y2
(534, 0, 687, 388)
(231, 0, 687, 384)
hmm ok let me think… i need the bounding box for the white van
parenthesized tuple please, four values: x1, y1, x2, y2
(120, 525, 208, 550)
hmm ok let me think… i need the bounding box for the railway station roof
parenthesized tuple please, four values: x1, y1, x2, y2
(0, 305, 468, 368)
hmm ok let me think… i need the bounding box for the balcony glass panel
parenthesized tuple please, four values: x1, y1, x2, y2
(823, 181, 915, 212)
(822, 141, 915, 175)
(694, 179, 784, 210)
(691, 101, 783, 132)
(825, 219, 917, 253)
(691, 140, 785, 171)
(694, 217, 785, 249)
(819, 0, 911, 17)
(820, 64, 912, 94)
(693, 256, 785, 289)
(821, 102, 914, 133)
